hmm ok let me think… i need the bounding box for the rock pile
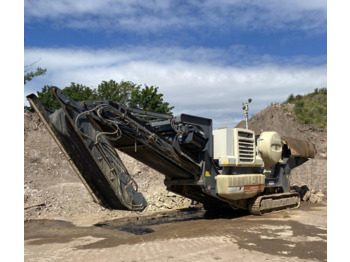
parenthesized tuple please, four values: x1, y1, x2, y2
(292, 184, 327, 203)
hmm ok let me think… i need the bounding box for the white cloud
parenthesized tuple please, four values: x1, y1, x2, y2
(24, 0, 327, 34)
(24, 46, 326, 128)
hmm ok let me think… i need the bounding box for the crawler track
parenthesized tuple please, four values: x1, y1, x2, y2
(249, 192, 301, 215)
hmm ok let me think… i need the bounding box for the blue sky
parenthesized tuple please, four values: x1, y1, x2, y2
(24, 0, 327, 128)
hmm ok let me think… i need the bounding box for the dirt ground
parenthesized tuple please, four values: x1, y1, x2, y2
(24, 202, 327, 262)
(24, 103, 328, 261)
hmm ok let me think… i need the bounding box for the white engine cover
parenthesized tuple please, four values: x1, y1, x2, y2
(213, 128, 263, 167)
(257, 131, 282, 167)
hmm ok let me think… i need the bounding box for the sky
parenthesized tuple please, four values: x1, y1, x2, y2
(24, 0, 327, 129)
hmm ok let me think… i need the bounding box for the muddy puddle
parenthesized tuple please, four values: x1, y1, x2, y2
(25, 204, 327, 261)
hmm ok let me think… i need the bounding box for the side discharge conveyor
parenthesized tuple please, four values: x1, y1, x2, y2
(27, 87, 317, 215)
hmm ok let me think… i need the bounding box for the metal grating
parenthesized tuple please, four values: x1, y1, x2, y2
(237, 131, 255, 163)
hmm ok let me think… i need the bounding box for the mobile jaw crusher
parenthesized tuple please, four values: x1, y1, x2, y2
(27, 87, 316, 215)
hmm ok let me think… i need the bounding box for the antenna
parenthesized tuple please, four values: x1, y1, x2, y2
(242, 98, 252, 129)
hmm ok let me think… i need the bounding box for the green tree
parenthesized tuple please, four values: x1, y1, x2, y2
(24, 67, 47, 85)
(37, 85, 60, 110)
(24, 63, 47, 111)
(62, 82, 98, 102)
(37, 83, 97, 110)
(286, 93, 295, 103)
(96, 80, 139, 103)
(98, 80, 174, 114)
(36, 80, 174, 114)
(129, 85, 174, 114)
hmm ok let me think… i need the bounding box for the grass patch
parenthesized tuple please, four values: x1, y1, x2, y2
(284, 88, 327, 128)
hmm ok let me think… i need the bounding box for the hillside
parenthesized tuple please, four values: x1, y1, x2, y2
(284, 88, 327, 128)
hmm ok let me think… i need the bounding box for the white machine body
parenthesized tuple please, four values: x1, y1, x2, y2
(213, 128, 283, 200)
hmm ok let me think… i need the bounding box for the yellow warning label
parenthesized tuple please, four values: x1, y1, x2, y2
(205, 171, 210, 177)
